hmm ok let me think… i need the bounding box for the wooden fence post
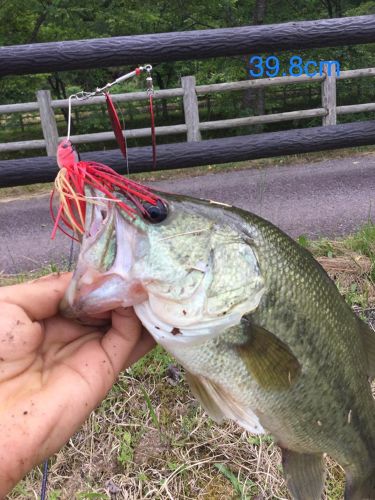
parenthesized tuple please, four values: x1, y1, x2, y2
(321, 63, 337, 126)
(181, 76, 201, 141)
(37, 90, 59, 156)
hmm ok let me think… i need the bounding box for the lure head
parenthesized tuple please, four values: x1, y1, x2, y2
(57, 139, 79, 170)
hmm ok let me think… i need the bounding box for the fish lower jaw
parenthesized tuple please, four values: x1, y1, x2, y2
(134, 284, 265, 348)
(134, 300, 246, 347)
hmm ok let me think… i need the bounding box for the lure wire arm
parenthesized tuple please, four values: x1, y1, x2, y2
(66, 65, 153, 141)
(96, 64, 153, 94)
(144, 66, 157, 169)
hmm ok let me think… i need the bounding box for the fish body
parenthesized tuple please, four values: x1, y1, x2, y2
(62, 189, 375, 500)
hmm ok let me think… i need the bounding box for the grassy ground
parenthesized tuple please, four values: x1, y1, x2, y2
(0, 145, 373, 202)
(3, 224, 375, 500)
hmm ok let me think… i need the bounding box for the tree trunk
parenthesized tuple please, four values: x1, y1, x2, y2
(321, 0, 342, 18)
(243, 0, 267, 132)
(154, 69, 170, 122)
(48, 73, 69, 130)
(19, 115, 25, 133)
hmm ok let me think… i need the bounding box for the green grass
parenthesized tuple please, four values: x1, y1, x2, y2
(303, 222, 375, 259)
(297, 221, 375, 309)
(346, 222, 375, 273)
(214, 463, 256, 498)
(0, 263, 69, 286)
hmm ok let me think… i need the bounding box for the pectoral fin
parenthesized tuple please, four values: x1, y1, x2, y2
(185, 371, 225, 423)
(236, 319, 301, 391)
(185, 371, 265, 434)
(359, 320, 375, 379)
(282, 448, 325, 500)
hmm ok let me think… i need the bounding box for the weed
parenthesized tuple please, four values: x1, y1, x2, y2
(129, 345, 172, 379)
(214, 463, 257, 499)
(247, 435, 274, 446)
(117, 430, 133, 465)
(0, 263, 66, 286)
(297, 234, 309, 248)
(137, 472, 149, 482)
(345, 221, 375, 258)
(343, 282, 369, 308)
(49, 491, 62, 500)
(345, 222, 375, 281)
(311, 239, 336, 257)
(76, 493, 108, 500)
(140, 385, 160, 431)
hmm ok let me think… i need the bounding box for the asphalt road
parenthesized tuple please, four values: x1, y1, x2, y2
(1, 153, 374, 274)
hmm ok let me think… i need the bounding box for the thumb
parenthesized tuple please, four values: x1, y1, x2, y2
(100, 307, 154, 374)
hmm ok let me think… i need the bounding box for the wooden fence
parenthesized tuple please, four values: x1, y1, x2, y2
(1, 15, 374, 76)
(0, 65, 374, 158)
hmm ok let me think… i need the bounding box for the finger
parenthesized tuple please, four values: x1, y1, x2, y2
(0, 273, 72, 321)
(125, 328, 156, 368)
(100, 307, 144, 375)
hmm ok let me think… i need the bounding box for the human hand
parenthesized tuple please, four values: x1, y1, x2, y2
(0, 273, 155, 496)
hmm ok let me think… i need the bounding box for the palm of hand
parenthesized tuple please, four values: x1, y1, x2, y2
(0, 274, 153, 495)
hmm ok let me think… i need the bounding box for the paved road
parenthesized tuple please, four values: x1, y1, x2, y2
(1, 153, 374, 274)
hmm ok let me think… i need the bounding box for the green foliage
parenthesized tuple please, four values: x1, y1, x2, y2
(297, 234, 310, 248)
(117, 429, 133, 465)
(343, 282, 369, 308)
(214, 462, 256, 498)
(140, 385, 160, 430)
(129, 345, 172, 378)
(247, 434, 274, 446)
(138, 471, 149, 482)
(345, 222, 375, 259)
(344, 222, 375, 281)
(310, 239, 336, 258)
(8, 482, 29, 496)
(76, 493, 108, 500)
(345, 0, 375, 15)
(49, 490, 63, 500)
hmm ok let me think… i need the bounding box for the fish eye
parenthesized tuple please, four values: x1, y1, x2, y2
(62, 143, 69, 149)
(143, 200, 168, 223)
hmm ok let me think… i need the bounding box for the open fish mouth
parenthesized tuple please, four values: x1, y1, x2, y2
(61, 272, 147, 317)
(60, 201, 148, 320)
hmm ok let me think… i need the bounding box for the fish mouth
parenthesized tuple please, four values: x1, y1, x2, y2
(61, 271, 147, 319)
(60, 201, 148, 322)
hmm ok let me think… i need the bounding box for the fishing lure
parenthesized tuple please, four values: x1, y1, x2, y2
(51, 66, 160, 240)
(51, 139, 164, 240)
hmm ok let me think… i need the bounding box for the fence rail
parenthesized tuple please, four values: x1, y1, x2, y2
(1, 15, 374, 77)
(0, 66, 374, 156)
(2, 120, 375, 188)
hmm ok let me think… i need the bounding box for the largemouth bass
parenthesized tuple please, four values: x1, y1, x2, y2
(61, 186, 375, 500)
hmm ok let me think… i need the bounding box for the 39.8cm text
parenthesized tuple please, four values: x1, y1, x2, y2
(249, 56, 340, 78)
